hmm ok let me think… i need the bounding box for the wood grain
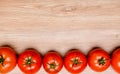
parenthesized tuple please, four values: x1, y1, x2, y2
(0, 0, 120, 74)
(0, 0, 120, 29)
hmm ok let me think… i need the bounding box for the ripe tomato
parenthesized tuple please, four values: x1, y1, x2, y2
(64, 49, 87, 73)
(43, 51, 63, 73)
(18, 49, 42, 73)
(88, 47, 110, 72)
(111, 47, 120, 73)
(0, 47, 17, 73)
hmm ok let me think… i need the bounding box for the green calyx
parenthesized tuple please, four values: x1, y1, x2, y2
(0, 55, 4, 66)
(25, 56, 33, 65)
(73, 59, 79, 65)
(48, 59, 59, 70)
(98, 57, 106, 65)
(71, 57, 82, 67)
(49, 62, 56, 69)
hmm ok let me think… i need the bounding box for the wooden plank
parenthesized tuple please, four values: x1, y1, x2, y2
(0, 0, 120, 30)
(0, 0, 120, 74)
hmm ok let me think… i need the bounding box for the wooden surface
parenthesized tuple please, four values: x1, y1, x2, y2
(0, 0, 120, 74)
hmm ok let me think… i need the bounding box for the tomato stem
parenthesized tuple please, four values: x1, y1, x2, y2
(71, 57, 82, 67)
(0, 55, 5, 66)
(48, 58, 59, 70)
(25, 56, 33, 65)
(98, 57, 106, 65)
(50, 62, 56, 69)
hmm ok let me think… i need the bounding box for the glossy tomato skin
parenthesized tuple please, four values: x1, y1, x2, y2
(88, 48, 110, 72)
(43, 51, 63, 73)
(64, 50, 87, 73)
(111, 48, 120, 73)
(0, 47, 17, 73)
(18, 49, 42, 74)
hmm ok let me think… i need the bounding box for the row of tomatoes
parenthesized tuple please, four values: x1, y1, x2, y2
(0, 46, 120, 74)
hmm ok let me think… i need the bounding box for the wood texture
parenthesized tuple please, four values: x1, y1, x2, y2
(0, 0, 120, 74)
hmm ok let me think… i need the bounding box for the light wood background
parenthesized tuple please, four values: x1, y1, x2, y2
(0, 0, 120, 74)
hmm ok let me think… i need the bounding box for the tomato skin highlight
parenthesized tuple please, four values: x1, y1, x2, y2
(0, 47, 17, 73)
(43, 51, 63, 73)
(18, 49, 42, 74)
(88, 48, 110, 72)
(111, 48, 120, 73)
(64, 50, 87, 73)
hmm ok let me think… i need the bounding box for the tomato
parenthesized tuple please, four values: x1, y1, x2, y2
(111, 47, 120, 73)
(64, 49, 87, 73)
(43, 51, 63, 73)
(18, 49, 42, 74)
(0, 47, 17, 73)
(88, 47, 110, 72)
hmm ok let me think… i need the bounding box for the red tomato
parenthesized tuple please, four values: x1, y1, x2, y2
(43, 51, 63, 73)
(88, 47, 110, 72)
(0, 47, 17, 73)
(18, 49, 42, 73)
(64, 49, 87, 73)
(111, 48, 120, 73)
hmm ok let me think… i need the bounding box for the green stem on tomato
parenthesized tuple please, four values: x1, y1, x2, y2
(24, 56, 33, 66)
(0, 55, 5, 66)
(98, 57, 106, 65)
(49, 62, 56, 69)
(71, 57, 82, 67)
(48, 58, 59, 70)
